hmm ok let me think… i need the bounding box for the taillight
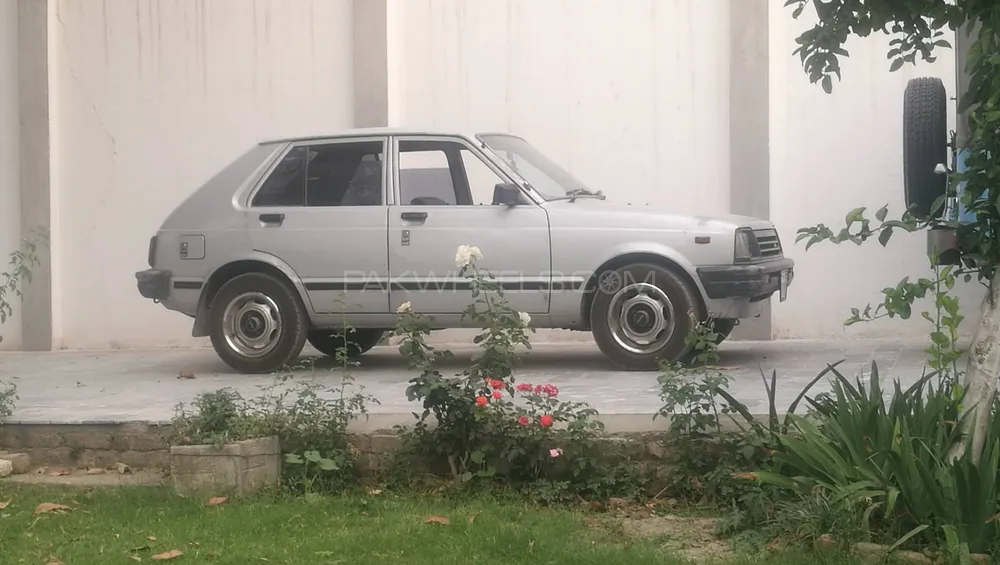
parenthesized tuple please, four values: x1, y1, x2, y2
(148, 236, 157, 267)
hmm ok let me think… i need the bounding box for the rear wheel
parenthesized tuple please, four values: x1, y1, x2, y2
(903, 77, 949, 219)
(208, 272, 308, 374)
(307, 328, 386, 358)
(590, 263, 702, 371)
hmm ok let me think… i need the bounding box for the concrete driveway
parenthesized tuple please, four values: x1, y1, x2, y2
(0, 337, 935, 427)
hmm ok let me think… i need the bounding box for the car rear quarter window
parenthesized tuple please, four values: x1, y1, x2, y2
(251, 140, 385, 207)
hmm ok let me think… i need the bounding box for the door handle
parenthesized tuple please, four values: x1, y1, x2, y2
(401, 212, 428, 222)
(259, 213, 284, 226)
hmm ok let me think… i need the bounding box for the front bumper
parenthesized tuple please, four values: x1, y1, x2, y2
(696, 258, 794, 302)
(136, 268, 171, 301)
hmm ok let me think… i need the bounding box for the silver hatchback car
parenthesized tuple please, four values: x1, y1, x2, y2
(136, 128, 793, 374)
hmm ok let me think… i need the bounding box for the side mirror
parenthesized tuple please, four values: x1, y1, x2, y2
(492, 183, 521, 207)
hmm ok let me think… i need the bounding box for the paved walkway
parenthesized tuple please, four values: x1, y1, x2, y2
(0, 338, 940, 426)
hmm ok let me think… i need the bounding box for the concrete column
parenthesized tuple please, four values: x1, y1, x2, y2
(727, 0, 772, 341)
(17, 0, 52, 351)
(353, 0, 389, 128)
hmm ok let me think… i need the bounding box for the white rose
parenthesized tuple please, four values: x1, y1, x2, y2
(518, 311, 531, 326)
(455, 244, 484, 268)
(396, 301, 412, 314)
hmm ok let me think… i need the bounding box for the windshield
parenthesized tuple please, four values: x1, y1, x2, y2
(478, 134, 592, 200)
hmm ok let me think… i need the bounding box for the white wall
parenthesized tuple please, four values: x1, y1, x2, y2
(769, 4, 983, 340)
(0, 0, 21, 350)
(393, 0, 732, 216)
(49, 0, 355, 349)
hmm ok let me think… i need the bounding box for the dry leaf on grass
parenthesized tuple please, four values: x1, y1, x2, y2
(152, 549, 183, 560)
(467, 512, 481, 524)
(0, 499, 11, 509)
(34, 503, 72, 515)
(129, 556, 142, 562)
(206, 497, 228, 506)
(424, 516, 450, 525)
(148, 535, 157, 541)
(45, 558, 64, 565)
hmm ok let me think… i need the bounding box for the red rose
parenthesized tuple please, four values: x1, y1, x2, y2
(489, 379, 504, 390)
(515, 383, 533, 392)
(539, 414, 553, 427)
(475, 396, 488, 406)
(491, 390, 503, 400)
(517, 415, 531, 426)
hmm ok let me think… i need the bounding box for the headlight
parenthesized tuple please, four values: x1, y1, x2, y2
(734, 228, 753, 263)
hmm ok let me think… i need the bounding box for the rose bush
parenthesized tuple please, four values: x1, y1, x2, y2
(389, 245, 645, 501)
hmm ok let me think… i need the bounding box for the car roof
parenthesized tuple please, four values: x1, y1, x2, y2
(258, 127, 525, 145)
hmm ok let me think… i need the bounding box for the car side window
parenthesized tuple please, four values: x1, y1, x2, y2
(252, 141, 385, 207)
(398, 139, 517, 206)
(397, 141, 459, 206)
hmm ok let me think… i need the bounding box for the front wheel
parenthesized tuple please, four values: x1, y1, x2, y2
(307, 329, 386, 358)
(208, 272, 309, 374)
(590, 263, 702, 371)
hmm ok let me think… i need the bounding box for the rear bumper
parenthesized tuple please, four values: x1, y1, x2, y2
(136, 268, 171, 301)
(696, 258, 794, 301)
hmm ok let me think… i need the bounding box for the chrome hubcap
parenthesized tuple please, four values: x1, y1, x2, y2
(222, 292, 282, 358)
(607, 282, 676, 354)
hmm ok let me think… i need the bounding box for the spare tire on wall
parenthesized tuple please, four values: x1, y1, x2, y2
(903, 77, 949, 219)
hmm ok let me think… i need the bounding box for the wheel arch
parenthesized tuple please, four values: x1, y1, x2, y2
(578, 250, 708, 329)
(191, 253, 312, 337)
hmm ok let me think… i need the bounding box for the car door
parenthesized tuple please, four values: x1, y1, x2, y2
(244, 136, 390, 315)
(387, 135, 552, 315)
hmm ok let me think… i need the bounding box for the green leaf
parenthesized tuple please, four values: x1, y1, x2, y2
(878, 227, 894, 247)
(875, 205, 888, 221)
(889, 58, 905, 72)
(845, 207, 866, 225)
(821, 75, 833, 94)
(317, 458, 339, 471)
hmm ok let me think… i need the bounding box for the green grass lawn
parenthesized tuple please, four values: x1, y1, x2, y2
(0, 484, 862, 565)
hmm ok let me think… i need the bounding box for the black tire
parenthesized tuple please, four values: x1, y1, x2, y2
(710, 319, 737, 345)
(307, 328, 385, 358)
(208, 272, 309, 374)
(903, 77, 949, 219)
(590, 263, 702, 371)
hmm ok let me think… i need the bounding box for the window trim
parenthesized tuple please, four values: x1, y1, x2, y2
(243, 136, 390, 209)
(390, 134, 539, 207)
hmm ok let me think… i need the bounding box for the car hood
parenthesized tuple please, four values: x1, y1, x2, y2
(540, 197, 773, 232)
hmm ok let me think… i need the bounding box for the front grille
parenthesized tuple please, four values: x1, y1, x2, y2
(753, 229, 783, 258)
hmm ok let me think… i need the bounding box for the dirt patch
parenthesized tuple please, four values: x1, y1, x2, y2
(3, 467, 166, 487)
(619, 514, 731, 561)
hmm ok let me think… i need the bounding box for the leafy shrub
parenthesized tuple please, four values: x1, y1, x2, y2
(0, 379, 16, 420)
(0, 230, 48, 421)
(390, 245, 645, 501)
(170, 368, 377, 494)
(744, 362, 1000, 553)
